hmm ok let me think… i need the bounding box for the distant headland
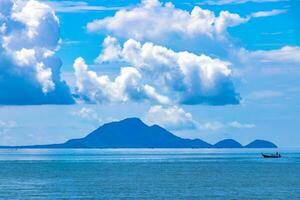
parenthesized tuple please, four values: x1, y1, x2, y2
(0, 118, 277, 149)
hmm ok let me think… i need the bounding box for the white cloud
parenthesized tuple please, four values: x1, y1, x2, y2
(73, 57, 170, 104)
(75, 37, 239, 105)
(0, 0, 74, 104)
(95, 36, 121, 63)
(228, 121, 255, 128)
(72, 107, 102, 124)
(36, 62, 54, 93)
(145, 105, 197, 130)
(11, 0, 59, 39)
(44, 1, 125, 13)
(144, 105, 255, 131)
(200, 120, 255, 130)
(240, 46, 300, 64)
(198, 0, 287, 5)
(87, 0, 248, 39)
(13, 48, 36, 66)
(86, 0, 287, 43)
(2, 0, 57, 92)
(200, 121, 224, 131)
(251, 9, 287, 18)
(86, 0, 286, 60)
(237, 46, 300, 76)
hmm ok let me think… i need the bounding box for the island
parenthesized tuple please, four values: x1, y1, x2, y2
(0, 118, 277, 149)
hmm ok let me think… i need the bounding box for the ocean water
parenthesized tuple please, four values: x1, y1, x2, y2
(0, 148, 299, 200)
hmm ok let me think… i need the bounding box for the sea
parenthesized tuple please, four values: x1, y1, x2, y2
(0, 148, 299, 200)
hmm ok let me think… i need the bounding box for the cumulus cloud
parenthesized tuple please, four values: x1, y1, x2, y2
(0, 0, 74, 105)
(144, 105, 255, 131)
(73, 57, 170, 104)
(87, 0, 247, 39)
(86, 0, 249, 57)
(95, 36, 122, 63)
(85, 37, 239, 105)
(145, 105, 197, 130)
(86, 0, 288, 58)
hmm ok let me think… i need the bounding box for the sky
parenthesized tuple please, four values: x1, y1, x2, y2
(0, 0, 299, 147)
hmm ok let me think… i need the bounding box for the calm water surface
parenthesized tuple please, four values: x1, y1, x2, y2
(0, 148, 299, 200)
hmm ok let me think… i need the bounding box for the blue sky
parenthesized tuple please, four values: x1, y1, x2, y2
(0, 0, 299, 147)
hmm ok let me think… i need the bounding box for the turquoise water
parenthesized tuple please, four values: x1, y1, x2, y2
(0, 148, 299, 199)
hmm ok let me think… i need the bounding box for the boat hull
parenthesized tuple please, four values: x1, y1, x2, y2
(262, 153, 281, 158)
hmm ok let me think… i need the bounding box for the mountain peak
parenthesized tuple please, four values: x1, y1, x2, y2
(119, 117, 145, 124)
(214, 139, 243, 148)
(245, 140, 277, 148)
(62, 117, 211, 148)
